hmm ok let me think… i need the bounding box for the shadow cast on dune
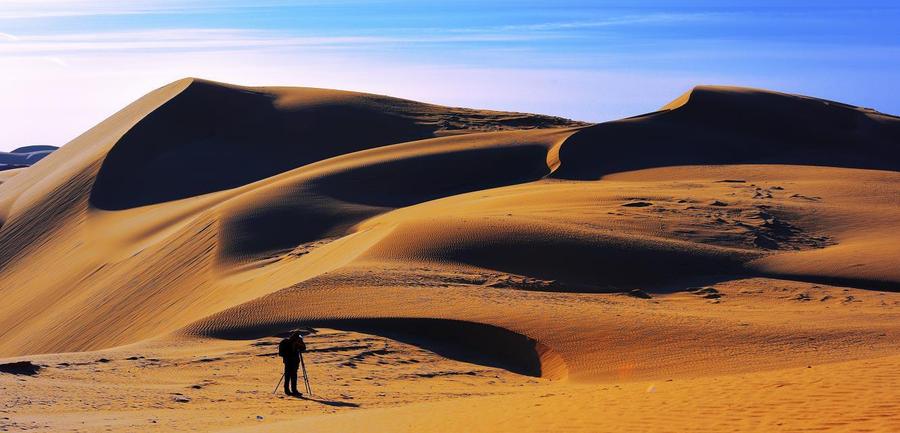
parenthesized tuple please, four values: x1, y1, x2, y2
(217, 144, 552, 262)
(216, 190, 383, 263)
(203, 318, 565, 379)
(755, 271, 900, 293)
(310, 145, 551, 208)
(362, 217, 759, 290)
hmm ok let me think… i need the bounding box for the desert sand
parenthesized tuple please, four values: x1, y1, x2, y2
(1, 79, 898, 432)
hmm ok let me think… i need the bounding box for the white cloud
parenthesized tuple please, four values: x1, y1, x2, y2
(0, 29, 383, 54)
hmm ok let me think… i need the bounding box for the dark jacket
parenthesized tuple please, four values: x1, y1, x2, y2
(278, 338, 305, 366)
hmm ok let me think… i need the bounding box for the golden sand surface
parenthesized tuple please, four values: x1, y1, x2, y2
(1, 79, 898, 432)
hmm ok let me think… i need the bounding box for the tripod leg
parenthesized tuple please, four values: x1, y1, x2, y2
(304, 366, 312, 395)
(273, 372, 285, 395)
(300, 354, 312, 395)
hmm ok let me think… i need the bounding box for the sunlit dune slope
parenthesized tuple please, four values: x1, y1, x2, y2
(0, 78, 584, 357)
(0, 168, 24, 185)
(0, 80, 897, 390)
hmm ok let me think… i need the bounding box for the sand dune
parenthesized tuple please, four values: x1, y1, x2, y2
(0, 145, 57, 171)
(1, 79, 898, 432)
(552, 85, 900, 179)
(91, 79, 583, 210)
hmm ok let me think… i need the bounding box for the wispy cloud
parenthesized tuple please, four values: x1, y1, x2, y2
(0, 29, 379, 54)
(0, 28, 559, 56)
(492, 12, 724, 32)
(0, 11, 727, 57)
(0, 0, 360, 19)
(0, 0, 168, 19)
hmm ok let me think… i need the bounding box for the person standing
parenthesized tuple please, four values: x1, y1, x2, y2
(278, 331, 306, 396)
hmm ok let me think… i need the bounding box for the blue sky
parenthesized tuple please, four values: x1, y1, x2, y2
(1, 0, 899, 150)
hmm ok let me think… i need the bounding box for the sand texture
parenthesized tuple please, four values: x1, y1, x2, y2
(1, 79, 898, 432)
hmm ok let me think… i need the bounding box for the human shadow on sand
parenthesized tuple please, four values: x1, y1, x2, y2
(295, 395, 360, 407)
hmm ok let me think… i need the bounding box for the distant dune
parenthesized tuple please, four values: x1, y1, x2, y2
(1, 79, 898, 433)
(0, 145, 57, 172)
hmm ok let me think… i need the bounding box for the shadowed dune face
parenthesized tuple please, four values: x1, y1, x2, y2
(307, 145, 551, 208)
(215, 130, 570, 263)
(309, 319, 566, 380)
(552, 86, 900, 179)
(215, 139, 551, 261)
(89, 81, 436, 210)
(359, 217, 755, 289)
(200, 317, 565, 379)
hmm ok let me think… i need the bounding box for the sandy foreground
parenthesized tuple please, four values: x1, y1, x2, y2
(1, 79, 899, 432)
(3, 282, 898, 432)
